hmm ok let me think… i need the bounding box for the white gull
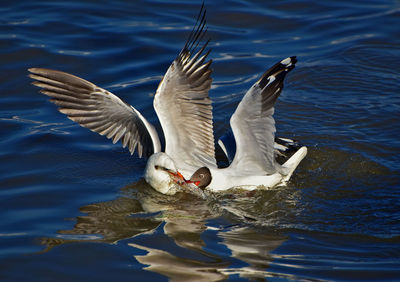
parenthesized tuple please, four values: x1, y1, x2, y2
(28, 6, 307, 196)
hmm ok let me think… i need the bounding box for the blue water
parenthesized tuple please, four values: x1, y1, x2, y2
(1, 0, 400, 281)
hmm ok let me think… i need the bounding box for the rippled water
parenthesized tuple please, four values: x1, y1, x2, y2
(1, 0, 399, 281)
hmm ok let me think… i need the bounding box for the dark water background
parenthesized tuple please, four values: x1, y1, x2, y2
(1, 0, 400, 281)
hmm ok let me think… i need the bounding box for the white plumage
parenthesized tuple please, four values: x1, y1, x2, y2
(29, 6, 307, 196)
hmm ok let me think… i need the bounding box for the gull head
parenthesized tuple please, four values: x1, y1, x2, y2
(144, 152, 185, 195)
(188, 167, 212, 190)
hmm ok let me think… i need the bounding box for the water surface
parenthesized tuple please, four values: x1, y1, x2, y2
(1, 0, 399, 281)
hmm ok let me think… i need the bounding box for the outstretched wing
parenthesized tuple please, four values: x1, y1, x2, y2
(229, 56, 297, 175)
(29, 68, 161, 158)
(154, 5, 216, 168)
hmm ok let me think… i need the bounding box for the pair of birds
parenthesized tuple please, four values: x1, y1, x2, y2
(28, 7, 307, 197)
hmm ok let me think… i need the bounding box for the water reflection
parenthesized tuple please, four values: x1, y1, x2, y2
(40, 180, 287, 280)
(34, 145, 396, 280)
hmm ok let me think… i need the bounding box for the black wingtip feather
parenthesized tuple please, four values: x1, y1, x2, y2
(256, 56, 298, 112)
(258, 56, 297, 89)
(180, 3, 210, 61)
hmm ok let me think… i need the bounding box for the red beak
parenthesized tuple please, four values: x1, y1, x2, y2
(184, 179, 201, 186)
(168, 170, 186, 185)
(169, 171, 201, 188)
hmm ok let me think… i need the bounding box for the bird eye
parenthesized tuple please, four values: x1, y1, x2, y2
(155, 165, 160, 170)
(199, 173, 204, 178)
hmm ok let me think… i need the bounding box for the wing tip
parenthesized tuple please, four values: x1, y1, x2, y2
(28, 67, 51, 75)
(28, 68, 41, 80)
(259, 56, 297, 89)
(280, 56, 297, 68)
(180, 3, 209, 56)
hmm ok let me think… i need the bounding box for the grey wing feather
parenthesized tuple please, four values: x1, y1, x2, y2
(229, 56, 297, 174)
(154, 6, 216, 168)
(28, 68, 161, 158)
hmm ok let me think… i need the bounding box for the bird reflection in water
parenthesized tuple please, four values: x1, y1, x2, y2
(40, 180, 287, 281)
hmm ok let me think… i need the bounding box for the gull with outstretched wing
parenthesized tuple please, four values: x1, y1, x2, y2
(29, 5, 306, 196)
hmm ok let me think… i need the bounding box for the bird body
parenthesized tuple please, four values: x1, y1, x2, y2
(29, 6, 307, 196)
